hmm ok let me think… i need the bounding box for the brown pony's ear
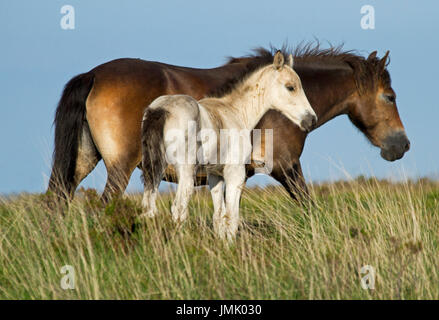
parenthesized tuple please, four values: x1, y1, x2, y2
(286, 54, 294, 68)
(273, 50, 285, 69)
(367, 51, 377, 61)
(379, 50, 390, 70)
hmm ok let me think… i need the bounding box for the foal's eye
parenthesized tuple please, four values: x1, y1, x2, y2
(385, 95, 396, 103)
(286, 85, 295, 92)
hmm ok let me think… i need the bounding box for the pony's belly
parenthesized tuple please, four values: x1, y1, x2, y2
(164, 165, 208, 185)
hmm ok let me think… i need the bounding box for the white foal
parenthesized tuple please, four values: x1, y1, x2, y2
(141, 51, 316, 241)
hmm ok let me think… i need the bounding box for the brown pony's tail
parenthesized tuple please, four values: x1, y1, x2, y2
(141, 108, 169, 190)
(47, 72, 95, 200)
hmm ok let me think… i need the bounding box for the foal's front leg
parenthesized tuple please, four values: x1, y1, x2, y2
(208, 174, 226, 236)
(221, 165, 246, 241)
(172, 164, 195, 223)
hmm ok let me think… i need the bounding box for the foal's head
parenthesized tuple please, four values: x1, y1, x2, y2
(261, 51, 317, 132)
(347, 51, 410, 161)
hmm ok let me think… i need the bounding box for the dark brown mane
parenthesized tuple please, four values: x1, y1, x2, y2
(207, 53, 274, 98)
(208, 42, 391, 97)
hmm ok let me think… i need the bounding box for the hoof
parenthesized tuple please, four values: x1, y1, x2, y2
(171, 205, 188, 224)
(139, 210, 157, 219)
(172, 213, 187, 224)
(214, 219, 237, 243)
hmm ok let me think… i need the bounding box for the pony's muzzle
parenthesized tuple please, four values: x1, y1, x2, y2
(380, 131, 410, 161)
(300, 112, 318, 132)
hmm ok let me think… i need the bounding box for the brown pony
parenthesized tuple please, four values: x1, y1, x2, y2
(47, 44, 410, 202)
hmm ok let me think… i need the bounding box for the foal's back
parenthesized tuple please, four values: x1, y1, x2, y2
(148, 94, 200, 131)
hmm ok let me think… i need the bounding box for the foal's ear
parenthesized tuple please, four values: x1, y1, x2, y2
(367, 51, 377, 61)
(273, 50, 285, 69)
(286, 54, 294, 68)
(379, 50, 390, 70)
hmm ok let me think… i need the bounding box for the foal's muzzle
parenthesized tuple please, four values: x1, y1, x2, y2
(300, 112, 318, 132)
(380, 131, 410, 161)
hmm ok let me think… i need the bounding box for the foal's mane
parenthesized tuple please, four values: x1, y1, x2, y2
(208, 42, 390, 97)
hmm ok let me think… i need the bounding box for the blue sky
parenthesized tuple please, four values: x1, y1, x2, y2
(0, 0, 437, 193)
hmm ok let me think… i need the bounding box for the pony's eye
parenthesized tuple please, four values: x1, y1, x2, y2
(286, 85, 295, 92)
(385, 95, 396, 103)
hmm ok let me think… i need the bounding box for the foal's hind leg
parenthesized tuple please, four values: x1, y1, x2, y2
(171, 165, 195, 223)
(140, 182, 160, 218)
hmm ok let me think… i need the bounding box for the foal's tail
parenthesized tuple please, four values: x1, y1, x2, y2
(47, 72, 95, 199)
(141, 108, 169, 190)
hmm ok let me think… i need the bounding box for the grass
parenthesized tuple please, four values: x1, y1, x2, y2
(0, 177, 438, 299)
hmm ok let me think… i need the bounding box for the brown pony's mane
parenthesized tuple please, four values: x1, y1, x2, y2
(208, 42, 391, 97)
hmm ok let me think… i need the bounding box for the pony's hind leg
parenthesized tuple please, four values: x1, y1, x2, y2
(101, 159, 138, 203)
(171, 165, 195, 223)
(48, 121, 100, 201)
(86, 91, 143, 204)
(73, 123, 101, 192)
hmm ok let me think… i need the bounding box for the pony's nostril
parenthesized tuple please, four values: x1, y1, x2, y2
(405, 141, 411, 152)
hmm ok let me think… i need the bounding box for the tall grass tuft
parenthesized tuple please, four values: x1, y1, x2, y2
(0, 178, 438, 299)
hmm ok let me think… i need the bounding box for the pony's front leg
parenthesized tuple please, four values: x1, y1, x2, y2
(208, 174, 226, 236)
(222, 165, 246, 242)
(171, 164, 195, 223)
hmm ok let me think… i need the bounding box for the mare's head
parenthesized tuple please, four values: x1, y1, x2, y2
(346, 51, 410, 161)
(259, 51, 317, 132)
